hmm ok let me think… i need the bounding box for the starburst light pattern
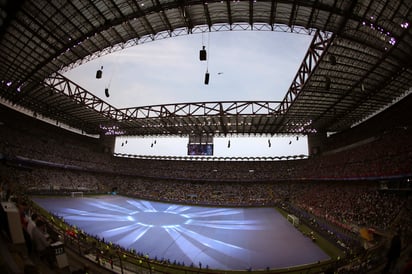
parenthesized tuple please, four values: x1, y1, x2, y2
(32, 195, 329, 270)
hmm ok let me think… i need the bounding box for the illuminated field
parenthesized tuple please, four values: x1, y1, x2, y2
(32, 195, 329, 270)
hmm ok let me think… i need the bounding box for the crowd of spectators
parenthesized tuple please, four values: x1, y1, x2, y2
(1, 104, 412, 183)
(2, 164, 409, 239)
(291, 182, 405, 231)
(108, 125, 412, 180)
(1, 103, 412, 272)
(0, 195, 59, 269)
(3, 171, 410, 273)
(1, 108, 410, 235)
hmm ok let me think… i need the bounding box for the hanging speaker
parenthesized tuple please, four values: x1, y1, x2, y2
(105, 88, 110, 97)
(199, 46, 207, 61)
(204, 72, 210, 85)
(96, 66, 103, 79)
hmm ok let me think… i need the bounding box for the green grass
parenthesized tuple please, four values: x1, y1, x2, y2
(276, 207, 344, 259)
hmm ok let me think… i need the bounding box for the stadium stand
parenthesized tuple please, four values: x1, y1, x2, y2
(1, 0, 411, 273)
(1, 95, 411, 273)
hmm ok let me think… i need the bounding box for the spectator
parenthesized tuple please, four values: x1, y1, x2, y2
(383, 229, 402, 274)
(27, 213, 38, 239)
(31, 220, 54, 267)
(18, 200, 32, 255)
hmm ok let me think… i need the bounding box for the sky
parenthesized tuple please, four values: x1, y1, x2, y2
(63, 31, 313, 157)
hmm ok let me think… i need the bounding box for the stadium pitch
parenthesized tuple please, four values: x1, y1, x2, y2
(32, 195, 329, 270)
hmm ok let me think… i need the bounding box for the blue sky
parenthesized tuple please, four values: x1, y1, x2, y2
(64, 31, 312, 157)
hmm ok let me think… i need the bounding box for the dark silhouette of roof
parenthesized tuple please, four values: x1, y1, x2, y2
(0, 0, 411, 136)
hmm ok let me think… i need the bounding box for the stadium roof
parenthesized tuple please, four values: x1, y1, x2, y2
(0, 0, 411, 137)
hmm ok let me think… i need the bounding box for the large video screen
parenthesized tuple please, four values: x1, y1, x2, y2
(187, 144, 213, 156)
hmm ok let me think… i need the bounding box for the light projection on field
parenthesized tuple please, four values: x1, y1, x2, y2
(33, 196, 329, 270)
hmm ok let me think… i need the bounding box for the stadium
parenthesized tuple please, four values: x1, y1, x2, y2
(0, 0, 412, 273)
